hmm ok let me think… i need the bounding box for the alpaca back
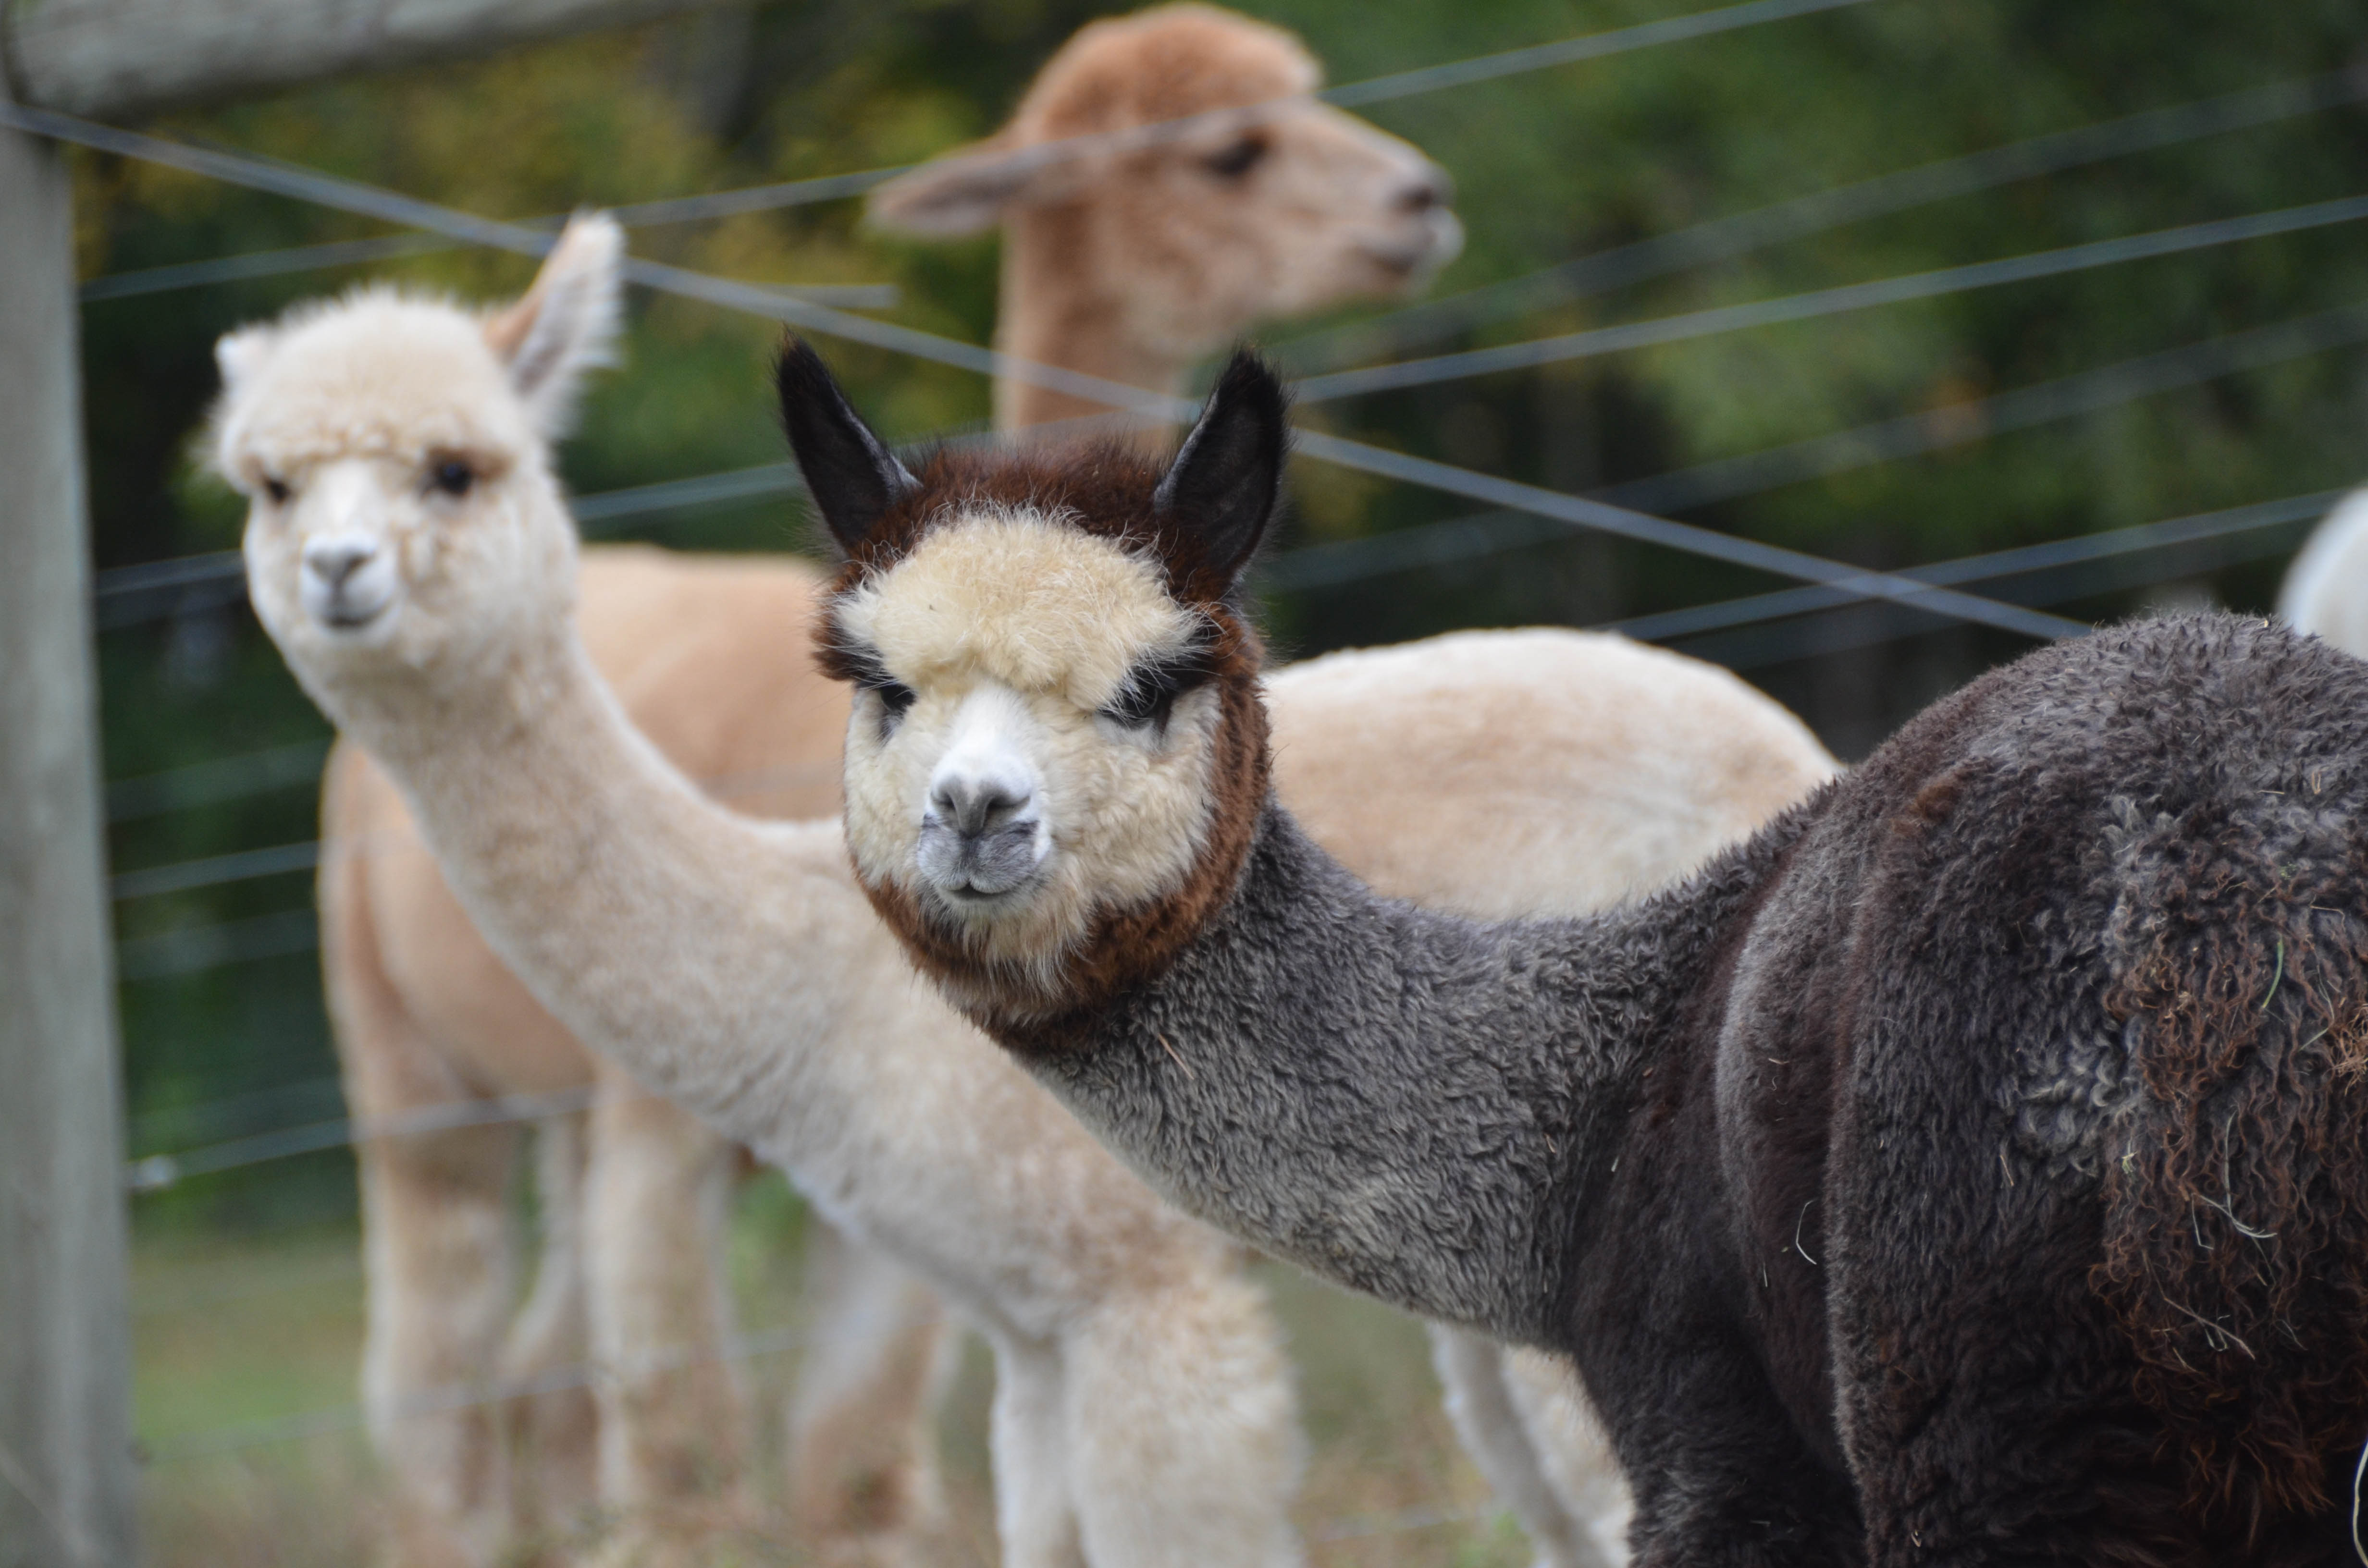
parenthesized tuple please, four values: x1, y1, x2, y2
(1724, 612, 2368, 1543)
(1268, 628, 1837, 919)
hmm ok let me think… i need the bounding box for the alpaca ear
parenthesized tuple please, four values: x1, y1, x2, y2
(866, 132, 1090, 237)
(776, 337, 919, 555)
(483, 211, 624, 437)
(1154, 349, 1289, 586)
(214, 323, 281, 396)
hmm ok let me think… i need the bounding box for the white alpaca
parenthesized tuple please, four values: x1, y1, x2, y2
(312, 8, 1462, 1562)
(2278, 489, 2368, 654)
(229, 219, 1307, 1568)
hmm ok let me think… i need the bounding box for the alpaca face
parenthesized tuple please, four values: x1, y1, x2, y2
(219, 217, 622, 696)
(831, 507, 1228, 974)
(869, 3, 1461, 355)
(784, 342, 1284, 1017)
(1099, 97, 1460, 358)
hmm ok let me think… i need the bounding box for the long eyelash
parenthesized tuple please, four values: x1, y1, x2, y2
(1103, 634, 1218, 734)
(818, 631, 915, 726)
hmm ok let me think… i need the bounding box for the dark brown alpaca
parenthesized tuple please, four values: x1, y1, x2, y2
(786, 338, 2368, 1566)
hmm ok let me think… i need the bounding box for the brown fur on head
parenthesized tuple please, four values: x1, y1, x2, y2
(868, 4, 1459, 434)
(780, 340, 1284, 1039)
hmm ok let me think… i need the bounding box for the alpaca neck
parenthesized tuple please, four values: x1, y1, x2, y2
(1012, 797, 1792, 1344)
(315, 613, 892, 1151)
(995, 204, 1184, 453)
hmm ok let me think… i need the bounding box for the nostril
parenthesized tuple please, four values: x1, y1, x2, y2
(930, 777, 1032, 838)
(1399, 166, 1453, 214)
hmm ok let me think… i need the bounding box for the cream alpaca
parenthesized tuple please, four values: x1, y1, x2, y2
(2278, 488, 2368, 654)
(229, 219, 1306, 1568)
(314, 8, 1463, 1559)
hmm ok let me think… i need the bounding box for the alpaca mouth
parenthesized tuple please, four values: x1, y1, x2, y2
(304, 575, 398, 632)
(1359, 220, 1460, 283)
(916, 818, 1047, 909)
(321, 599, 390, 630)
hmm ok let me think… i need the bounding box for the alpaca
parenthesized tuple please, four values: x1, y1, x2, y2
(317, 7, 1460, 1559)
(2277, 488, 2368, 654)
(865, 2, 1461, 441)
(226, 218, 1307, 1568)
(791, 341, 2368, 1566)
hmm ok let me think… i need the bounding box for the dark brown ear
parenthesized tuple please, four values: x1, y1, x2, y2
(776, 337, 919, 556)
(1154, 349, 1289, 587)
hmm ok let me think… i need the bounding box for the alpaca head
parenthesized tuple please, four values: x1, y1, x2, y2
(868, 3, 1460, 363)
(220, 215, 622, 700)
(784, 339, 1283, 1028)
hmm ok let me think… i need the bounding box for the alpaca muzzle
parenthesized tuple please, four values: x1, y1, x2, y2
(917, 774, 1045, 900)
(301, 531, 397, 630)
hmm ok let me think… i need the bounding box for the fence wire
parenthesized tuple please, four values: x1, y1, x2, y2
(73, 0, 1884, 305)
(1293, 191, 2368, 403)
(1279, 67, 2368, 372)
(14, 113, 2083, 652)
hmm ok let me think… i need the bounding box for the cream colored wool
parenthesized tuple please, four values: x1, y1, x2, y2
(2280, 488, 2368, 657)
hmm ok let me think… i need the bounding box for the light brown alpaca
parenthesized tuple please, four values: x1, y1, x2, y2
(318, 9, 1461, 1563)
(867, 2, 1460, 438)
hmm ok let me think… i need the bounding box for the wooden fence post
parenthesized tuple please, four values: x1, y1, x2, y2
(0, 71, 138, 1568)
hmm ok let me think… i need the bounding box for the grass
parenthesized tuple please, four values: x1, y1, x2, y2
(133, 1174, 1533, 1567)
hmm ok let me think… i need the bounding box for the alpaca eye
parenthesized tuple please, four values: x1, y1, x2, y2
(262, 475, 291, 505)
(429, 459, 475, 498)
(825, 634, 918, 735)
(1204, 135, 1269, 179)
(1102, 648, 1213, 735)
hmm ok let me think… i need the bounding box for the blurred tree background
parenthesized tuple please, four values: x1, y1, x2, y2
(79, 0, 2368, 1244)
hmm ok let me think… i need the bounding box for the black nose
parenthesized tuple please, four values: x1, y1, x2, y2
(1397, 166, 1452, 215)
(929, 776, 1030, 839)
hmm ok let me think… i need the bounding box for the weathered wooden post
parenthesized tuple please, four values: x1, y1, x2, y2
(0, 60, 136, 1568)
(0, 5, 728, 1561)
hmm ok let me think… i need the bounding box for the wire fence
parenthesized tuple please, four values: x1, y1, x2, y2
(29, 0, 2368, 1538)
(1275, 67, 2368, 370)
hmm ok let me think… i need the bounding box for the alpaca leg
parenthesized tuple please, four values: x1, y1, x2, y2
(1583, 1303, 1862, 1568)
(499, 1112, 601, 1541)
(583, 1065, 750, 1563)
(353, 1107, 525, 1568)
(1064, 1277, 1304, 1568)
(1431, 1327, 1619, 1568)
(987, 1335, 1086, 1568)
(1503, 1348, 1633, 1566)
(328, 862, 526, 1568)
(786, 1225, 954, 1565)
